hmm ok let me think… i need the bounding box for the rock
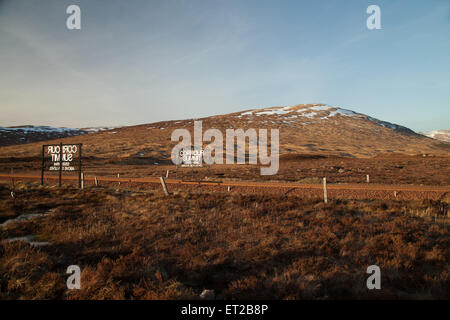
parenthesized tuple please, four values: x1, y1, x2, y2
(338, 169, 345, 173)
(200, 289, 215, 300)
(4, 235, 51, 247)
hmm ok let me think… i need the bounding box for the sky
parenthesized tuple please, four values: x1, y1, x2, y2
(0, 0, 449, 132)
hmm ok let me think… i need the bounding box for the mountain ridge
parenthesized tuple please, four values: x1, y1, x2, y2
(0, 125, 118, 147)
(0, 103, 448, 159)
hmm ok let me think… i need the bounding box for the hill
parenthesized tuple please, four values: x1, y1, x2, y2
(0, 104, 448, 161)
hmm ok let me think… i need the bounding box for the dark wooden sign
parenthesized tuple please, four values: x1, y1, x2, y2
(41, 143, 82, 187)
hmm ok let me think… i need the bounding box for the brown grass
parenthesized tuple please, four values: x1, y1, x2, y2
(0, 183, 449, 300)
(1, 154, 450, 187)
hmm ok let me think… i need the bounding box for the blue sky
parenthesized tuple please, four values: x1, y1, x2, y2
(0, 0, 449, 131)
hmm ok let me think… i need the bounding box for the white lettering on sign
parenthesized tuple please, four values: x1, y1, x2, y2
(179, 148, 203, 167)
(47, 144, 78, 171)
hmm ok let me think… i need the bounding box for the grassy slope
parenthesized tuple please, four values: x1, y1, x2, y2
(0, 183, 449, 299)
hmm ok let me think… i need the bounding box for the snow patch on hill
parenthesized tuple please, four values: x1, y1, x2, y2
(0, 126, 81, 134)
(420, 130, 450, 142)
(82, 127, 118, 133)
(0, 125, 120, 146)
(235, 104, 416, 134)
(237, 104, 360, 120)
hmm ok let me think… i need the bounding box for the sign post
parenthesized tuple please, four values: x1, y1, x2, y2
(180, 146, 203, 180)
(78, 144, 82, 189)
(41, 145, 45, 185)
(59, 142, 63, 187)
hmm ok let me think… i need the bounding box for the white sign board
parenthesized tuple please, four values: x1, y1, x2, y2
(180, 147, 203, 167)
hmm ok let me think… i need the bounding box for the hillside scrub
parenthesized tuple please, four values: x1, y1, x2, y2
(0, 183, 449, 299)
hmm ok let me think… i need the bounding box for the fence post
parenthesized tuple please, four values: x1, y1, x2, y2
(94, 176, 98, 187)
(366, 174, 370, 183)
(160, 176, 170, 196)
(323, 177, 328, 203)
(118, 173, 120, 186)
(166, 170, 169, 178)
(11, 168, 15, 191)
(81, 172, 84, 190)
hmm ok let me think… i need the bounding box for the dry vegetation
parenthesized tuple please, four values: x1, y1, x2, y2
(2, 153, 450, 186)
(0, 183, 449, 300)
